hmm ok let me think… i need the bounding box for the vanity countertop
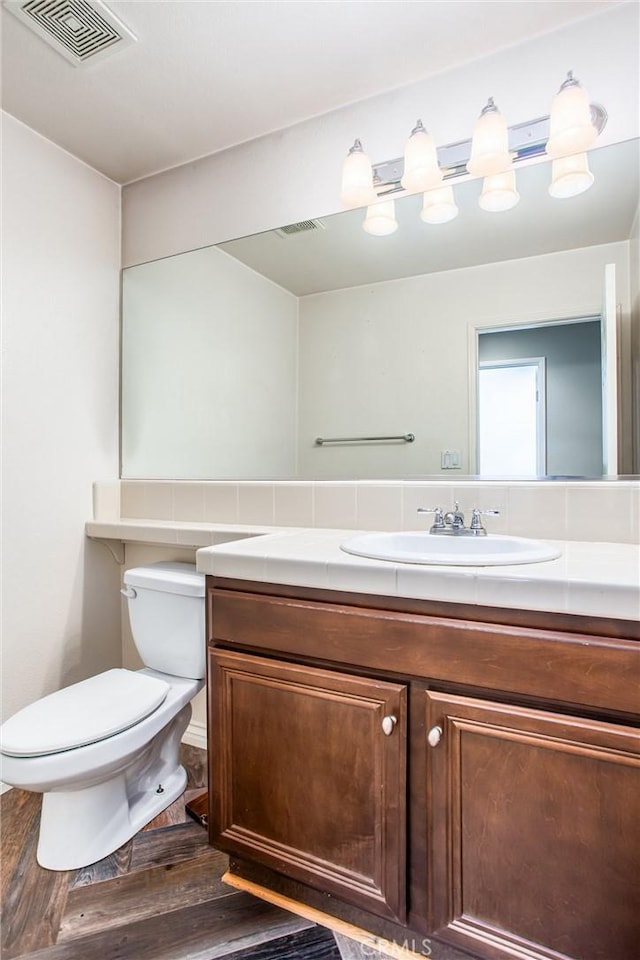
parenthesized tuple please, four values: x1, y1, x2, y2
(196, 528, 640, 622)
(85, 518, 639, 621)
(86, 518, 286, 548)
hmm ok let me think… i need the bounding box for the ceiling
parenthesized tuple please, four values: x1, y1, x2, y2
(0, 0, 619, 185)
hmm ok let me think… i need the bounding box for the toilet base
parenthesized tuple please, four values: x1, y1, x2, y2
(36, 704, 192, 870)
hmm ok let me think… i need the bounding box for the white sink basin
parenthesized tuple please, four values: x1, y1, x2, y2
(340, 532, 561, 566)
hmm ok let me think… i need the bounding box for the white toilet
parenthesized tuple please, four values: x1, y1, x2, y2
(0, 562, 206, 871)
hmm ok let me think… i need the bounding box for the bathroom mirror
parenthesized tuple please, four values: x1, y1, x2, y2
(121, 138, 639, 480)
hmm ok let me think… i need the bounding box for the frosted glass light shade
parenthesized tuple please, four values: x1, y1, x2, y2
(420, 185, 458, 224)
(363, 199, 398, 236)
(401, 120, 442, 193)
(549, 153, 594, 198)
(340, 139, 376, 207)
(479, 169, 520, 212)
(546, 73, 598, 159)
(467, 99, 512, 177)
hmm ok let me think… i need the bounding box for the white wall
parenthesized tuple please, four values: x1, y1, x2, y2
(1, 113, 122, 723)
(297, 241, 631, 477)
(122, 246, 298, 478)
(122, 2, 640, 267)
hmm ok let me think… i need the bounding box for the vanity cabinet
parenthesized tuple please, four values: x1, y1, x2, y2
(207, 579, 640, 960)
(426, 691, 640, 960)
(209, 649, 407, 920)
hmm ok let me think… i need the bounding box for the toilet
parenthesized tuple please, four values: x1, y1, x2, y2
(0, 562, 206, 871)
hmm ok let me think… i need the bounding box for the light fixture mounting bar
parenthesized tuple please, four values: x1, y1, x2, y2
(371, 104, 606, 196)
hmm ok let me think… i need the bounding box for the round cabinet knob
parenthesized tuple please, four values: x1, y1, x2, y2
(427, 725, 443, 747)
(381, 715, 397, 736)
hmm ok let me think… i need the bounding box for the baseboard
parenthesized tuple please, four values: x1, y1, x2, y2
(182, 718, 207, 751)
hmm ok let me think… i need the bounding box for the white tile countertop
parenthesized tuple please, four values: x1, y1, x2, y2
(196, 528, 640, 621)
(86, 518, 285, 548)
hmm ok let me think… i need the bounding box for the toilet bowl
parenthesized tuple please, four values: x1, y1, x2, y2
(0, 562, 206, 871)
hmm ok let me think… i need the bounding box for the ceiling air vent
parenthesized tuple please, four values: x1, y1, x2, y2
(4, 0, 136, 66)
(275, 220, 326, 238)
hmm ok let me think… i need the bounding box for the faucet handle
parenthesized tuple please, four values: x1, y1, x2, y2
(417, 507, 445, 529)
(470, 508, 500, 533)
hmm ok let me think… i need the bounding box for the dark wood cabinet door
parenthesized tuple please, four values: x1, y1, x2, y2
(426, 690, 640, 960)
(209, 649, 407, 921)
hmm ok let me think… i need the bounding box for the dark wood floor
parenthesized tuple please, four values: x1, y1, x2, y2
(0, 746, 400, 960)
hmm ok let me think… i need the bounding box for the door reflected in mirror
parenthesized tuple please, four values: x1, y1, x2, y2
(478, 358, 547, 477)
(121, 139, 639, 481)
(475, 317, 604, 477)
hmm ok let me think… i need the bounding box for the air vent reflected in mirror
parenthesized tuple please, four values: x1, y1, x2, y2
(275, 220, 326, 238)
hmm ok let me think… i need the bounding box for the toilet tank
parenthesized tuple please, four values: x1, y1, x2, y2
(122, 562, 206, 680)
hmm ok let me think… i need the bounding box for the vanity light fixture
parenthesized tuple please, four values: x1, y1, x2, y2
(363, 198, 398, 236)
(340, 139, 377, 208)
(468, 98, 519, 213)
(420, 184, 459, 224)
(340, 73, 606, 235)
(546, 71, 599, 159)
(548, 152, 594, 199)
(478, 169, 520, 212)
(401, 120, 443, 193)
(467, 98, 513, 178)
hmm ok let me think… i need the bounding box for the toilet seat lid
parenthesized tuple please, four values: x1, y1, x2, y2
(0, 669, 170, 757)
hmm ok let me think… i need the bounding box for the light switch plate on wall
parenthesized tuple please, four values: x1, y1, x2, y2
(441, 450, 462, 469)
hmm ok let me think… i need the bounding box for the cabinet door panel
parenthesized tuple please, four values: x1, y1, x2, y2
(426, 691, 640, 960)
(210, 650, 406, 921)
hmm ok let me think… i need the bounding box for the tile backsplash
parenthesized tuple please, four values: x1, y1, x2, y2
(100, 479, 640, 545)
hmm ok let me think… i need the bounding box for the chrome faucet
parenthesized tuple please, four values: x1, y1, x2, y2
(443, 502, 465, 530)
(417, 504, 499, 537)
